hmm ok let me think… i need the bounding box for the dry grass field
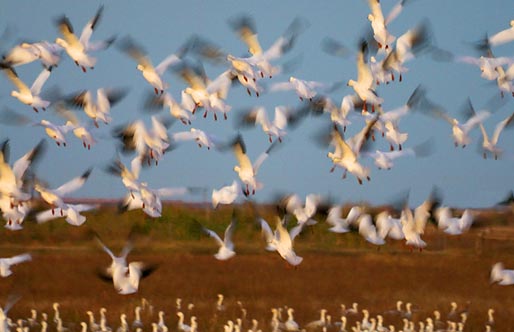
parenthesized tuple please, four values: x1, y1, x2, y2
(1, 202, 514, 332)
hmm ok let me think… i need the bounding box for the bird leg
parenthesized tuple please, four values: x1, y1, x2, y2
(81, 66, 86, 73)
(74, 61, 79, 66)
(399, 144, 402, 151)
(391, 73, 395, 81)
(33, 107, 39, 113)
(269, 135, 273, 143)
(243, 75, 248, 82)
(483, 152, 487, 159)
(42, 107, 46, 111)
(390, 144, 394, 151)
(256, 91, 260, 97)
(342, 170, 347, 179)
(330, 165, 335, 173)
(247, 88, 251, 96)
(299, 96, 303, 101)
(154, 87, 159, 95)
(60, 209, 64, 216)
(367, 176, 371, 181)
(399, 74, 403, 82)
(371, 104, 375, 113)
(203, 110, 208, 118)
(224, 113, 228, 120)
(278, 137, 282, 143)
(214, 113, 218, 121)
(357, 178, 363, 185)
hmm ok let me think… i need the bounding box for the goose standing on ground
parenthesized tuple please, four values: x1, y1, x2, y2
(176, 312, 191, 332)
(284, 308, 299, 332)
(200, 216, 237, 261)
(0, 253, 31, 277)
(3, 67, 52, 112)
(230, 134, 277, 196)
(490, 262, 514, 285)
(118, 37, 186, 95)
(305, 309, 327, 331)
(55, 5, 115, 72)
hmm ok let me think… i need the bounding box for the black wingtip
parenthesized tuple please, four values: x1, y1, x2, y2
(90, 5, 105, 31)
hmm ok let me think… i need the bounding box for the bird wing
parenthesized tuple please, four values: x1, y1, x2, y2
(259, 217, 274, 244)
(463, 110, 490, 132)
(36, 209, 62, 224)
(5, 68, 30, 94)
(368, 0, 385, 23)
(289, 223, 304, 241)
(233, 137, 253, 171)
(492, 112, 514, 145)
(154, 187, 189, 197)
(385, 0, 407, 26)
(118, 37, 152, 68)
(356, 44, 373, 88)
(352, 115, 379, 154)
(54, 168, 92, 196)
(79, 5, 104, 47)
(6, 253, 31, 266)
(30, 68, 51, 96)
(156, 53, 181, 76)
(56, 16, 80, 48)
(269, 81, 294, 92)
(224, 218, 237, 249)
(203, 227, 225, 247)
(229, 15, 262, 55)
(489, 26, 514, 47)
(12, 140, 45, 181)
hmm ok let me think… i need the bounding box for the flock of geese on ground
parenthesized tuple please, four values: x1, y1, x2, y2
(0, 296, 502, 332)
(0, 0, 513, 307)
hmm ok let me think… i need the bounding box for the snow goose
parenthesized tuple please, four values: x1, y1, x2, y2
(434, 207, 474, 235)
(118, 37, 186, 94)
(176, 312, 191, 332)
(54, 103, 99, 150)
(347, 41, 383, 112)
(367, 0, 410, 51)
(113, 116, 171, 165)
(0, 139, 45, 205)
(270, 76, 336, 102)
(172, 128, 220, 150)
(96, 236, 157, 295)
(200, 216, 237, 260)
(400, 206, 426, 250)
(281, 193, 321, 227)
(237, 105, 308, 143)
(35, 203, 98, 226)
(357, 214, 385, 245)
(212, 180, 242, 209)
(259, 216, 303, 266)
(429, 100, 490, 148)
(176, 63, 232, 120)
(375, 211, 404, 240)
(457, 53, 514, 81)
(145, 91, 194, 125)
(477, 109, 514, 159)
(490, 262, 514, 285)
(34, 168, 92, 215)
(228, 15, 307, 79)
(231, 134, 276, 196)
(3, 67, 52, 112)
(1, 43, 41, 68)
(55, 5, 115, 72)
(284, 308, 299, 332)
(65, 88, 127, 127)
(310, 95, 361, 131)
(382, 20, 432, 82)
(305, 309, 327, 331)
(0, 253, 31, 277)
(327, 116, 378, 184)
(326, 205, 351, 233)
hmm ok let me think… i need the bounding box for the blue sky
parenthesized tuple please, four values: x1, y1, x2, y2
(1, 0, 513, 209)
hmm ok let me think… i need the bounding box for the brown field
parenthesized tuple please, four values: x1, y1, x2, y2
(1, 202, 514, 332)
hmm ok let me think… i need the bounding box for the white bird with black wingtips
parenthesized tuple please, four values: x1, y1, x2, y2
(200, 215, 237, 260)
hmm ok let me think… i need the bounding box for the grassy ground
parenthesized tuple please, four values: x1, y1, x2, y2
(1, 202, 514, 332)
